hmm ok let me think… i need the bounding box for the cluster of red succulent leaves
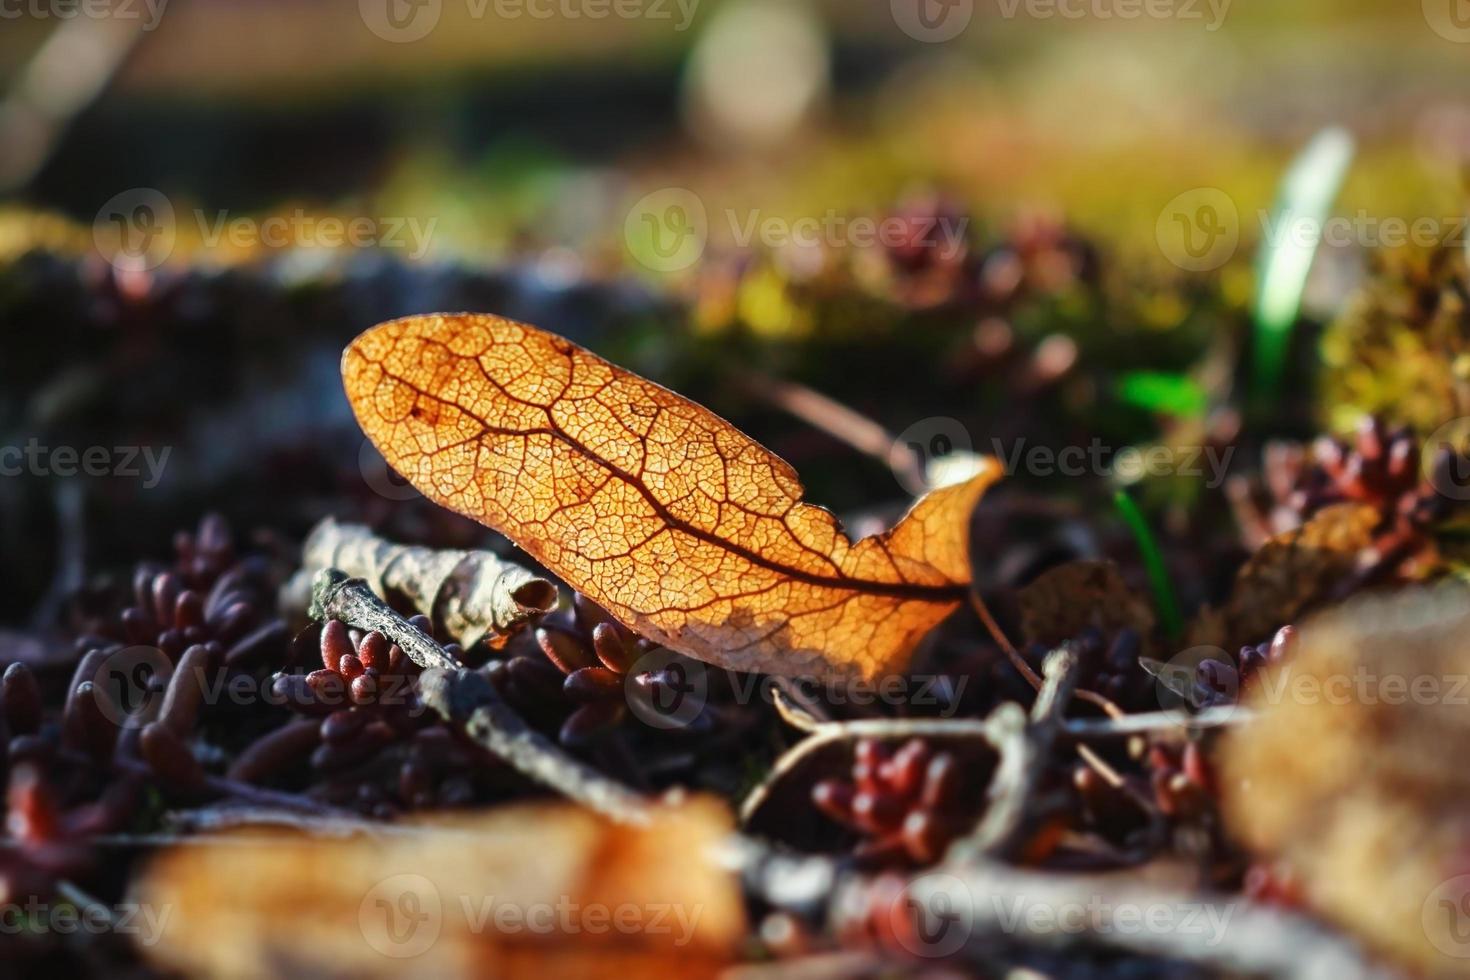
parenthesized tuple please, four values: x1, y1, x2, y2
(16, 407, 1432, 963)
(813, 738, 990, 866)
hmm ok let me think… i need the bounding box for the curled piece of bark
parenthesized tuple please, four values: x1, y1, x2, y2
(300, 517, 557, 649)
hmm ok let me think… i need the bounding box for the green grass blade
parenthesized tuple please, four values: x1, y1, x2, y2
(1113, 489, 1183, 641)
(1252, 126, 1355, 397)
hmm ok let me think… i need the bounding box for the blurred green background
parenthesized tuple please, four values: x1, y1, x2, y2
(3, 0, 1468, 268)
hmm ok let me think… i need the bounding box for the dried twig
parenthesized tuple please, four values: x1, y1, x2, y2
(1063, 705, 1250, 738)
(163, 805, 393, 838)
(949, 648, 1079, 861)
(740, 372, 925, 491)
(726, 837, 1378, 980)
(301, 517, 557, 649)
(309, 568, 651, 825)
(770, 680, 826, 732)
(904, 861, 1383, 980)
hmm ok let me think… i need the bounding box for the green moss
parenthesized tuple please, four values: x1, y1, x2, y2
(1320, 246, 1470, 436)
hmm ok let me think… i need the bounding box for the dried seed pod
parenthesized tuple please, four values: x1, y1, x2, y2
(320, 710, 366, 746)
(536, 626, 595, 674)
(152, 573, 182, 628)
(812, 781, 856, 822)
(320, 620, 353, 673)
(558, 700, 626, 747)
(349, 671, 379, 706)
(69, 682, 118, 761)
(813, 738, 993, 866)
(211, 603, 256, 645)
(591, 622, 636, 673)
(310, 726, 391, 773)
(357, 632, 390, 673)
(227, 718, 322, 784)
(1, 662, 42, 735)
(270, 673, 333, 716)
(563, 666, 622, 703)
(505, 656, 566, 703)
(159, 643, 217, 735)
(853, 791, 906, 835)
(901, 810, 951, 865)
(338, 654, 365, 681)
(305, 669, 348, 708)
(174, 590, 205, 631)
(140, 722, 206, 792)
(224, 622, 290, 668)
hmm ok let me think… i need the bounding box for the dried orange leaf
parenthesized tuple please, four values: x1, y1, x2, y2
(139, 796, 741, 979)
(343, 314, 1000, 681)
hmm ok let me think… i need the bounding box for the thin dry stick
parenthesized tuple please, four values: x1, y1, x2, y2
(726, 835, 1377, 979)
(968, 588, 1127, 720)
(310, 569, 652, 825)
(964, 592, 1151, 814)
(968, 588, 1044, 690)
(164, 806, 392, 838)
(741, 372, 926, 491)
(1063, 704, 1249, 736)
(771, 680, 826, 732)
(951, 647, 1079, 861)
(908, 861, 1381, 980)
